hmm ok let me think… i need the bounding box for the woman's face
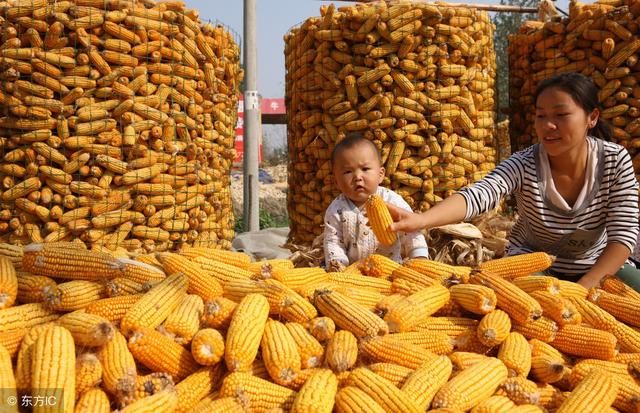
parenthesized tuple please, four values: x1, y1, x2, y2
(534, 87, 599, 158)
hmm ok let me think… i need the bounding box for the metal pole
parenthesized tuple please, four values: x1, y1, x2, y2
(243, 0, 260, 232)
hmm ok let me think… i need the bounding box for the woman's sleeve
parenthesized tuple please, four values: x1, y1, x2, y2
(458, 152, 527, 220)
(606, 148, 640, 252)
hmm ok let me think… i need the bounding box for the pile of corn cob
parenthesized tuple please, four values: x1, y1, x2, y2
(509, 0, 640, 179)
(0, 0, 242, 251)
(2, 241, 640, 412)
(285, 1, 498, 245)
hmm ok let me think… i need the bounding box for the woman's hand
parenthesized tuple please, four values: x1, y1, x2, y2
(387, 203, 428, 233)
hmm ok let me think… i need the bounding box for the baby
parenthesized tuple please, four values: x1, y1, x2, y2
(323, 133, 428, 270)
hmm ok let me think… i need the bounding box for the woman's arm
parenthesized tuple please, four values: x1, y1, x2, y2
(577, 242, 631, 288)
(388, 194, 468, 233)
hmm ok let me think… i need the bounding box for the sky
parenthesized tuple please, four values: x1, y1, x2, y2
(185, 0, 577, 99)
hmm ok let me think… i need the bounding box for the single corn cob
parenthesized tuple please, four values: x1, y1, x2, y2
(22, 243, 120, 280)
(313, 289, 388, 338)
(512, 275, 561, 295)
(128, 327, 199, 382)
(14, 323, 54, 396)
(359, 335, 439, 369)
(347, 367, 421, 412)
(246, 259, 294, 275)
(75, 352, 103, 396)
(267, 266, 329, 292)
(192, 256, 253, 284)
(174, 365, 225, 413)
(557, 280, 588, 299)
(191, 329, 225, 366)
(190, 396, 243, 413)
(551, 324, 618, 360)
(162, 294, 203, 344)
(0, 343, 17, 413)
(0, 303, 59, 331)
(326, 330, 358, 373)
(334, 386, 387, 413)
(530, 290, 582, 326)
(478, 252, 554, 279)
(416, 316, 478, 337)
(367, 363, 414, 387)
(391, 265, 436, 290)
(97, 331, 137, 405)
(286, 322, 325, 368)
(120, 273, 188, 336)
(219, 372, 297, 411)
(495, 376, 541, 405)
(75, 388, 111, 413)
(449, 351, 490, 372)
(291, 369, 337, 413)
(588, 287, 640, 327)
(497, 332, 532, 377)
(106, 277, 146, 297)
(31, 325, 76, 413)
(179, 246, 252, 269)
(431, 358, 508, 411)
(477, 310, 511, 347)
(85, 294, 143, 324)
(115, 258, 166, 284)
(450, 284, 497, 315)
(261, 279, 318, 323)
(225, 294, 270, 372)
(133, 372, 174, 403)
(58, 311, 115, 347)
(469, 269, 542, 324)
(327, 272, 393, 294)
(454, 329, 494, 354)
(401, 356, 453, 411)
(365, 194, 397, 246)
(389, 331, 454, 355)
(570, 359, 636, 388)
(0, 328, 26, 358)
(405, 259, 471, 282)
(201, 297, 237, 329)
(512, 316, 559, 343)
(261, 319, 302, 386)
(384, 284, 450, 332)
(530, 353, 567, 384)
(119, 388, 178, 413)
(470, 395, 516, 413)
(358, 254, 401, 278)
(600, 275, 640, 302)
(155, 253, 222, 300)
(556, 370, 618, 413)
(16, 273, 57, 303)
(0, 256, 17, 309)
(44, 280, 105, 311)
(307, 317, 335, 342)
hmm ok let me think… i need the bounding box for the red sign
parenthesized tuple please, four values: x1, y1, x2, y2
(234, 96, 285, 163)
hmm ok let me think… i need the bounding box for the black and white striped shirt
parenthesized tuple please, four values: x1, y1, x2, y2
(458, 137, 639, 277)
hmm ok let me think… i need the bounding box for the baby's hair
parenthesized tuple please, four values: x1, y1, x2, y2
(330, 132, 381, 165)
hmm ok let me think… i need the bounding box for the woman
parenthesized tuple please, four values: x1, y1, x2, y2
(389, 72, 640, 289)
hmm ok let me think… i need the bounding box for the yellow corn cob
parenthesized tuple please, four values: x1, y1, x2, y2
(85, 294, 143, 324)
(0, 328, 25, 359)
(246, 259, 295, 276)
(0, 343, 17, 413)
(469, 270, 543, 324)
(512, 316, 559, 343)
(128, 327, 199, 382)
(479, 252, 554, 279)
(449, 284, 497, 315)
(476, 310, 511, 347)
(449, 351, 490, 372)
(225, 294, 270, 372)
(261, 279, 318, 323)
(31, 326, 76, 413)
(557, 280, 588, 299)
(120, 387, 178, 413)
(335, 386, 387, 413)
(44, 280, 105, 311)
(530, 353, 566, 384)
(22, 243, 120, 280)
(261, 319, 302, 386)
(388, 331, 454, 355)
(190, 396, 243, 413)
(0, 302, 59, 331)
(556, 370, 618, 413)
(432, 358, 508, 411)
(174, 365, 225, 413)
(179, 246, 252, 269)
(600, 275, 640, 302)
(360, 335, 439, 369)
(116, 258, 166, 284)
(267, 266, 329, 292)
(219, 372, 297, 411)
(97, 330, 136, 405)
(162, 294, 203, 344)
(0, 256, 17, 309)
(58, 311, 114, 347)
(365, 194, 397, 246)
(551, 324, 618, 360)
(358, 254, 401, 278)
(401, 356, 453, 411)
(133, 372, 174, 403)
(367, 363, 413, 387)
(470, 395, 516, 413)
(106, 277, 146, 297)
(404, 259, 471, 283)
(17, 273, 56, 304)
(291, 368, 337, 413)
(495, 376, 541, 405)
(416, 316, 478, 336)
(75, 352, 103, 396)
(192, 256, 253, 285)
(512, 275, 561, 295)
(313, 289, 388, 338)
(588, 287, 640, 327)
(384, 284, 450, 332)
(497, 332, 532, 377)
(325, 330, 358, 373)
(328, 272, 392, 294)
(570, 359, 636, 388)
(531, 290, 581, 326)
(201, 297, 237, 329)
(191, 328, 225, 366)
(155, 253, 222, 301)
(286, 322, 325, 368)
(75, 388, 111, 413)
(307, 316, 335, 342)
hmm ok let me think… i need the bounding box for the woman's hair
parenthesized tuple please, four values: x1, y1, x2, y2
(534, 72, 613, 141)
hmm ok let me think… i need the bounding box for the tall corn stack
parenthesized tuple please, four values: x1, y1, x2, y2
(284, 1, 498, 245)
(509, 0, 640, 181)
(0, 0, 243, 252)
(3, 244, 640, 411)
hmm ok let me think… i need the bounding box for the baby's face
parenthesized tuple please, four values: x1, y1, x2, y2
(332, 143, 384, 206)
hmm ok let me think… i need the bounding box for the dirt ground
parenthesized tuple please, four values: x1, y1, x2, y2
(230, 164, 289, 223)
